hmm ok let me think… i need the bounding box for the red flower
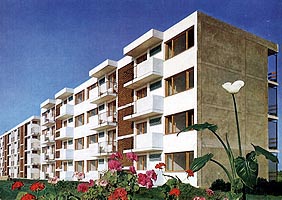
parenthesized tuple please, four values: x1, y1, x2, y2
(77, 183, 89, 193)
(185, 169, 194, 177)
(169, 188, 181, 197)
(11, 181, 24, 190)
(155, 162, 166, 169)
(206, 188, 214, 196)
(30, 182, 45, 191)
(20, 193, 36, 200)
(108, 187, 128, 200)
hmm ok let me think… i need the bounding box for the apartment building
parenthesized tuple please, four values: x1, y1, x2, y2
(0, 116, 41, 179)
(0, 11, 278, 187)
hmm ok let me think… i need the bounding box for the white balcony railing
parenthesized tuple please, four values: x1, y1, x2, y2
(124, 57, 163, 89)
(135, 132, 163, 152)
(89, 81, 117, 104)
(56, 104, 74, 120)
(41, 114, 55, 127)
(124, 95, 163, 121)
(56, 127, 74, 140)
(57, 149, 74, 160)
(89, 112, 117, 131)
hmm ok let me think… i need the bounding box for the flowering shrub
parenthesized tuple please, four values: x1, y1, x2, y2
(20, 193, 36, 200)
(30, 182, 45, 192)
(82, 152, 157, 200)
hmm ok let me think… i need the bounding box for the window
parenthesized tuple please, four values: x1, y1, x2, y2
(68, 118, 73, 123)
(150, 80, 162, 91)
(75, 90, 85, 105)
(136, 54, 147, 64)
(87, 108, 98, 123)
(98, 159, 104, 164)
(136, 87, 147, 100)
(68, 96, 73, 102)
(98, 77, 105, 85)
(136, 122, 147, 135)
(165, 110, 194, 134)
(108, 101, 116, 117)
(68, 139, 73, 145)
(165, 151, 194, 172)
(98, 132, 104, 138)
(149, 117, 162, 126)
(137, 155, 147, 170)
(149, 44, 161, 57)
(107, 130, 116, 145)
(165, 26, 194, 59)
(75, 138, 84, 150)
(87, 83, 98, 99)
(149, 153, 161, 161)
(87, 160, 98, 172)
(87, 135, 98, 147)
(75, 161, 84, 172)
(165, 68, 194, 96)
(75, 114, 84, 127)
(98, 104, 105, 111)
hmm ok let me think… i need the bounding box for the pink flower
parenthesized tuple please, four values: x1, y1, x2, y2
(129, 166, 136, 174)
(98, 179, 108, 187)
(108, 159, 122, 171)
(145, 177, 153, 188)
(206, 188, 214, 196)
(110, 152, 123, 160)
(89, 179, 94, 187)
(77, 183, 89, 193)
(137, 173, 147, 186)
(146, 170, 157, 181)
(126, 152, 138, 161)
(48, 176, 58, 184)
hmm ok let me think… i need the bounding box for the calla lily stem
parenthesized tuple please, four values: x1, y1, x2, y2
(232, 94, 242, 157)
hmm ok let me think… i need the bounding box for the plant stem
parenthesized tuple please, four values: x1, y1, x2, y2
(232, 94, 242, 157)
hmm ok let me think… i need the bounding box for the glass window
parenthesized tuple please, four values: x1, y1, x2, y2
(99, 77, 105, 85)
(165, 110, 194, 134)
(150, 80, 162, 91)
(149, 117, 161, 126)
(75, 90, 85, 105)
(136, 54, 147, 64)
(87, 160, 98, 172)
(98, 132, 104, 138)
(165, 151, 194, 172)
(136, 122, 147, 135)
(149, 44, 161, 57)
(75, 161, 84, 172)
(165, 68, 194, 97)
(75, 114, 84, 127)
(75, 138, 84, 150)
(165, 26, 194, 60)
(136, 87, 147, 100)
(137, 155, 147, 170)
(149, 154, 161, 161)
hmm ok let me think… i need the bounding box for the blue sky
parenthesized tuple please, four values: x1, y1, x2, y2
(1, 0, 282, 160)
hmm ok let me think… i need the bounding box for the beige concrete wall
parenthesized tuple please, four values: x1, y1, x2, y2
(196, 12, 274, 187)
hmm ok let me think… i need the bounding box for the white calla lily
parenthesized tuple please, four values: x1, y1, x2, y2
(222, 80, 245, 94)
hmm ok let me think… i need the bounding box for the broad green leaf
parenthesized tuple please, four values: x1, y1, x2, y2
(252, 144, 279, 163)
(177, 122, 218, 135)
(235, 152, 258, 189)
(190, 153, 213, 172)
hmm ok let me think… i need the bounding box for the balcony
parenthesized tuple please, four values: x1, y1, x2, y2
(89, 82, 117, 104)
(60, 171, 74, 181)
(31, 140, 40, 150)
(89, 112, 117, 131)
(134, 132, 163, 152)
(87, 141, 116, 156)
(123, 29, 163, 57)
(123, 95, 163, 121)
(41, 134, 55, 145)
(56, 127, 74, 140)
(41, 115, 55, 127)
(40, 99, 56, 109)
(56, 104, 74, 120)
(124, 58, 163, 89)
(41, 153, 55, 163)
(31, 156, 40, 165)
(89, 59, 117, 78)
(55, 88, 74, 100)
(30, 124, 40, 136)
(56, 149, 74, 160)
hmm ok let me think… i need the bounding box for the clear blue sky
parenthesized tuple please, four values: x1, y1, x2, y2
(1, 0, 282, 162)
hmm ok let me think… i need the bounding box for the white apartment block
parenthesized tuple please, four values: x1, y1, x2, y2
(0, 11, 278, 187)
(0, 116, 40, 179)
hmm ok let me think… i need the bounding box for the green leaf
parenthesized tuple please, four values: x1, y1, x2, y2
(177, 122, 218, 135)
(190, 153, 213, 172)
(235, 152, 258, 189)
(252, 144, 279, 163)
